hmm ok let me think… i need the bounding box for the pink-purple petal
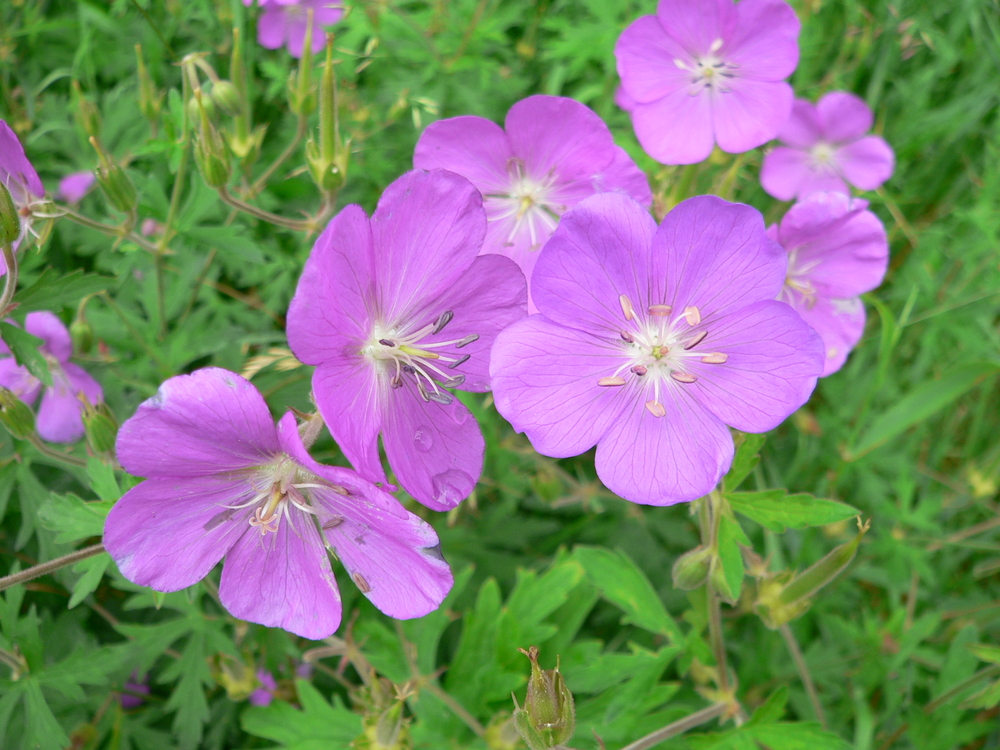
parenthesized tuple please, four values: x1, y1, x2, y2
(25, 311, 72, 363)
(413, 116, 514, 195)
(711, 78, 794, 154)
(256, 6, 287, 49)
(837, 135, 894, 190)
(36, 363, 102, 443)
(777, 99, 824, 149)
(0, 358, 41, 405)
(816, 91, 873, 143)
(726, 0, 800, 80)
(655, 0, 735, 55)
(797, 296, 866, 376)
(0, 120, 44, 201)
(631, 92, 715, 165)
(57, 171, 96, 204)
(615, 15, 692, 104)
(760, 146, 813, 200)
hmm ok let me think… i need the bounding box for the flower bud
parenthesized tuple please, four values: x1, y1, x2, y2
(0, 182, 20, 247)
(307, 36, 349, 193)
(90, 137, 137, 215)
(70, 317, 93, 354)
(135, 45, 164, 124)
(193, 92, 231, 188)
(210, 80, 241, 117)
(72, 81, 102, 139)
(187, 92, 217, 124)
(82, 400, 118, 457)
(0, 387, 36, 440)
(287, 10, 317, 116)
(512, 647, 575, 750)
(672, 545, 713, 590)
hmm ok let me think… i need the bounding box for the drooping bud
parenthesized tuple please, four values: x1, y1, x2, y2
(512, 647, 575, 750)
(89, 137, 137, 215)
(306, 35, 349, 193)
(210, 80, 241, 117)
(0, 182, 20, 247)
(70, 317, 93, 355)
(672, 545, 713, 590)
(193, 91, 231, 188)
(72, 81, 102, 139)
(135, 45, 164, 125)
(82, 399, 118, 457)
(0, 388, 36, 440)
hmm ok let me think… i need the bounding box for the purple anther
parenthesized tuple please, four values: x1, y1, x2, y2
(455, 334, 479, 348)
(442, 375, 466, 388)
(631, 364, 647, 376)
(432, 310, 454, 334)
(427, 391, 454, 405)
(620, 330, 635, 343)
(379, 339, 395, 347)
(448, 354, 471, 369)
(391, 376, 404, 389)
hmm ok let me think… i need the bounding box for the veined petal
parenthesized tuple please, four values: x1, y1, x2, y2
(116, 368, 280, 478)
(816, 91, 873, 143)
(25, 312, 72, 363)
(36, 363, 102, 444)
(0, 121, 44, 200)
(597, 146, 653, 207)
(655, 0, 736, 56)
(413, 116, 513, 195)
(615, 15, 692, 104)
(777, 99, 823, 149)
(0, 358, 41, 405)
(631, 91, 715, 165)
(726, 0, 800, 81)
(794, 296, 866, 376)
(711, 78, 794, 154)
(103, 475, 254, 592)
(220, 507, 342, 640)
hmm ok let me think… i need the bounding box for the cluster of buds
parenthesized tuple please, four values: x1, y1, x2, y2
(89, 137, 137, 218)
(512, 647, 575, 750)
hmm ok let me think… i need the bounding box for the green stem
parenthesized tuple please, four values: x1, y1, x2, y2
(924, 664, 1000, 713)
(0, 544, 105, 592)
(618, 703, 728, 750)
(704, 490, 731, 696)
(0, 243, 17, 315)
(55, 205, 160, 255)
(779, 623, 828, 728)
(248, 114, 308, 198)
(25, 433, 88, 467)
(216, 187, 315, 232)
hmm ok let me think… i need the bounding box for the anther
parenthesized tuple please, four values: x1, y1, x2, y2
(323, 517, 345, 530)
(402, 364, 416, 374)
(683, 306, 701, 326)
(379, 338, 395, 347)
(391, 376, 403, 389)
(631, 365, 647, 376)
(416, 380, 431, 402)
(432, 310, 454, 334)
(619, 294, 635, 321)
(709, 37, 723, 53)
(620, 330, 635, 343)
(701, 353, 728, 364)
(352, 572, 372, 594)
(598, 376, 627, 387)
(645, 400, 666, 418)
(442, 374, 466, 388)
(456, 334, 479, 348)
(449, 354, 471, 369)
(670, 371, 697, 384)
(648, 304, 672, 317)
(428, 391, 454, 405)
(684, 330, 708, 350)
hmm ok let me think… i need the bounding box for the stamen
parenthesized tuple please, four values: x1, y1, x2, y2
(448, 354, 470, 369)
(683, 306, 701, 326)
(379, 338, 395, 347)
(442, 374, 465, 388)
(598, 376, 627, 386)
(701, 352, 729, 364)
(455, 334, 479, 348)
(416, 380, 431, 402)
(432, 310, 454, 334)
(684, 330, 708, 350)
(709, 37, 723, 53)
(631, 365, 647, 376)
(620, 330, 635, 343)
(391, 376, 403, 389)
(648, 304, 673, 317)
(427, 391, 454, 405)
(353, 572, 372, 593)
(670, 371, 697, 384)
(645, 400, 666, 418)
(619, 294, 635, 321)
(402, 364, 416, 374)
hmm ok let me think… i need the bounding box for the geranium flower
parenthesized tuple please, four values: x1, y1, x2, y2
(413, 95, 651, 307)
(490, 194, 824, 505)
(249, 670, 277, 706)
(761, 91, 895, 200)
(0, 311, 103, 443)
(120, 671, 150, 709)
(287, 170, 527, 510)
(247, 0, 344, 58)
(769, 192, 888, 375)
(0, 120, 45, 257)
(56, 171, 96, 204)
(103, 368, 453, 640)
(614, 0, 800, 165)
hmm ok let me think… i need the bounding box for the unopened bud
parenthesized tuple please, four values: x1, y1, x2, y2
(193, 93, 231, 188)
(82, 399, 117, 456)
(0, 387, 36, 440)
(90, 138, 137, 214)
(187, 92, 217, 124)
(73, 82, 102, 139)
(512, 647, 575, 750)
(306, 35, 349, 193)
(672, 545, 713, 590)
(287, 10, 317, 116)
(70, 318, 93, 354)
(0, 182, 20, 247)
(210, 80, 241, 117)
(136, 45, 163, 124)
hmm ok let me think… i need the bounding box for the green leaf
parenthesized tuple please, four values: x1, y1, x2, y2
(724, 432, 766, 492)
(727, 490, 859, 532)
(574, 547, 683, 644)
(14, 269, 112, 314)
(968, 643, 1000, 665)
(23, 679, 70, 750)
(241, 680, 362, 750)
(68, 553, 110, 608)
(162, 630, 211, 750)
(183, 226, 265, 264)
(715, 514, 746, 603)
(0, 322, 51, 386)
(849, 362, 999, 459)
(87, 456, 121, 501)
(747, 686, 789, 724)
(38, 493, 112, 545)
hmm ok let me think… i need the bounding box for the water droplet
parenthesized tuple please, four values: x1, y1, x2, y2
(431, 469, 474, 508)
(451, 408, 468, 426)
(413, 427, 433, 452)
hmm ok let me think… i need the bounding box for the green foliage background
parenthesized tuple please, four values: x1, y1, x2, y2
(1, 0, 999, 748)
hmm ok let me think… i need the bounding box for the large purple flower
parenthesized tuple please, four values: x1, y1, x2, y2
(103, 368, 452, 640)
(760, 92, 895, 201)
(615, 0, 800, 165)
(413, 95, 651, 304)
(287, 170, 527, 510)
(769, 192, 888, 376)
(490, 194, 824, 505)
(246, 0, 344, 58)
(0, 120, 45, 259)
(0, 312, 103, 443)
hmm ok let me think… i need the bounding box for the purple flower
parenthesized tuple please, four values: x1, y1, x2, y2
(102, 368, 453, 640)
(0, 120, 45, 257)
(249, 670, 278, 706)
(288, 170, 527, 510)
(121, 672, 150, 709)
(490, 194, 824, 505)
(0, 312, 103, 443)
(413, 95, 651, 308)
(56, 171, 96, 204)
(614, 0, 800, 165)
(769, 192, 888, 376)
(760, 91, 895, 201)
(247, 0, 344, 58)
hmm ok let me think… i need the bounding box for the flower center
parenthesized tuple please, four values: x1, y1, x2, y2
(810, 142, 837, 168)
(781, 248, 821, 309)
(675, 38, 738, 95)
(487, 157, 564, 251)
(596, 294, 729, 418)
(362, 310, 478, 405)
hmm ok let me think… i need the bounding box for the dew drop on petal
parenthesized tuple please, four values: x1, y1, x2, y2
(413, 427, 434, 452)
(431, 469, 474, 507)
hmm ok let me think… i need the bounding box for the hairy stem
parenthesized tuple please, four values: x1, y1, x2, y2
(216, 187, 315, 232)
(618, 703, 728, 750)
(704, 490, 731, 695)
(54, 205, 161, 255)
(0, 544, 105, 592)
(0, 243, 17, 315)
(25, 434, 88, 467)
(779, 622, 828, 728)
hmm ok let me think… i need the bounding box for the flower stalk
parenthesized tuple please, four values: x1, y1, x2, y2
(0, 544, 106, 592)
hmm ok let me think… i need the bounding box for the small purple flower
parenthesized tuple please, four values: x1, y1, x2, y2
(490, 194, 824, 505)
(247, 0, 344, 58)
(760, 91, 895, 201)
(0, 312, 103, 443)
(614, 0, 801, 165)
(0, 120, 45, 257)
(413, 96, 651, 306)
(102, 368, 453, 640)
(769, 192, 888, 376)
(121, 672, 150, 709)
(56, 171, 96, 204)
(249, 670, 278, 706)
(288, 170, 527, 510)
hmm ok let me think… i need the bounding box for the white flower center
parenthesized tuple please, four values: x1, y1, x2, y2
(487, 158, 564, 251)
(781, 248, 821, 309)
(674, 38, 738, 96)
